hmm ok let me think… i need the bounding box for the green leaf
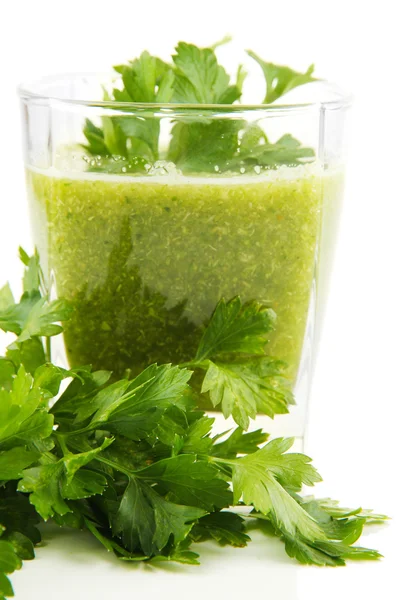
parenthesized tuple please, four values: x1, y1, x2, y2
(167, 43, 246, 173)
(167, 119, 242, 173)
(190, 511, 250, 547)
(84, 52, 175, 164)
(7, 338, 46, 376)
(0, 539, 21, 599)
(254, 502, 383, 566)
(33, 363, 69, 397)
(1, 291, 71, 342)
(17, 247, 30, 267)
(172, 42, 237, 104)
(0, 486, 42, 546)
(114, 478, 204, 556)
(83, 119, 109, 155)
(89, 364, 192, 440)
(218, 64, 247, 104)
(17, 462, 71, 521)
(246, 51, 317, 104)
(231, 438, 324, 540)
(0, 540, 21, 574)
(18, 439, 113, 519)
(0, 447, 41, 480)
(0, 291, 39, 336)
(181, 416, 214, 455)
(151, 491, 205, 551)
(212, 427, 269, 458)
(2, 532, 35, 561)
(195, 297, 276, 362)
(0, 360, 15, 391)
(20, 250, 41, 295)
(115, 52, 173, 103)
(15, 297, 73, 343)
(234, 132, 315, 170)
(0, 367, 53, 450)
(61, 438, 114, 481)
(305, 497, 389, 523)
(51, 368, 111, 422)
(201, 358, 292, 429)
(62, 470, 109, 500)
(137, 454, 232, 511)
(0, 285, 14, 312)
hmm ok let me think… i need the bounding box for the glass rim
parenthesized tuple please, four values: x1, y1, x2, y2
(17, 72, 353, 113)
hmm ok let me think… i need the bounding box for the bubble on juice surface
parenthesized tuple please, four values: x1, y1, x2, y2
(148, 160, 182, 177)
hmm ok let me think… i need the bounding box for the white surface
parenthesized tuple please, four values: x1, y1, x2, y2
(1, 1, 404, 598)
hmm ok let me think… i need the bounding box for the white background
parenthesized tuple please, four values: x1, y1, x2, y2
(1, 0, 404, 598)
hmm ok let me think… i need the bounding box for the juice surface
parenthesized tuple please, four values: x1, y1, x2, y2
(27, 166, 340, 380)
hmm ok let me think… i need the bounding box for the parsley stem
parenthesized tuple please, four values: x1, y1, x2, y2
(178, 360, 209, 369)
(55, 434, 69, 456)
(45, 337, 52, 363)
(209, 456, 238, 466)
(62, 425, 97, 437)
(94, 455, 134, 478)
(62, 434, 135, 477)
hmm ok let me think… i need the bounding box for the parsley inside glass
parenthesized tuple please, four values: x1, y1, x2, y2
(19, 41, 351, 440)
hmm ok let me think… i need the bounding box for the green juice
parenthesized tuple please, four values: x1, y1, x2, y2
(27, 166, 342, 381)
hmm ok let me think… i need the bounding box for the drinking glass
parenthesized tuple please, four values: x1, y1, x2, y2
(18, 73, 351, 443)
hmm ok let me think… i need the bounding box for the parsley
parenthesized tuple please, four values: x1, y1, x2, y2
(246, 50, 317, 104)
(185, 297, 294, 429)
(83, 40, 316, 174)
(0, 252, 387, 597)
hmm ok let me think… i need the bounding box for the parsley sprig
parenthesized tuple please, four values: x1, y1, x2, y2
(83, 41, 316, 174)
(0, 253, 386, 597)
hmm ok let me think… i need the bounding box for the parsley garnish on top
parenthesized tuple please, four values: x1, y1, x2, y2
(83, 40, 315, 174)
(0, 252, 387, 597)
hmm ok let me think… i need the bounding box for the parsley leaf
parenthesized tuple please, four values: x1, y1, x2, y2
(247, 51, 317, 104)
(89, 364, 191, 433)
(232, 132, 315, 170)
(168, 42, 246, 172)
(0, 536, 21, 600)
(167, 119, 243, 173)
(189, 297, 292, 429)
(84, 52, 175, 167)
(190, 511, 250, 547)
(0, 485, 42, 547)
(201, 358, 292, 429)
(82, 119, 109, 156)
(137, 454, 232, 511)
(230, 438, 325, 540)
(18, 439, 113, 520)
(195, 297, 276, 362)
(252, 494, 384, 566)
(172, 42, 242, 104)
(212, 427, 269, 458)
(114, 478, 205, 555)
(0, 367, 53, 451)
(17, 461, 71, 521)
(0, 447, 41, 481)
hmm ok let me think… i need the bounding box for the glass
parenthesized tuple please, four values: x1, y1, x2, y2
(18, 73, 351, 443)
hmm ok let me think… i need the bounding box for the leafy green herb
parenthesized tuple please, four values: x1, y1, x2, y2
(246, 51, 317, 104)
(190, 511, 250, 547)
(0, 252, 386, 597)
(185, 297, 294, 429)
(82, 40, 317, 174)
(172, 42, 243, 104)
(251, 493, 386, 566)
(0, 536, 21, 600)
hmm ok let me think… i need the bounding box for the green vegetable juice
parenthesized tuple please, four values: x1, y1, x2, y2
(26, 166, 343, 381)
